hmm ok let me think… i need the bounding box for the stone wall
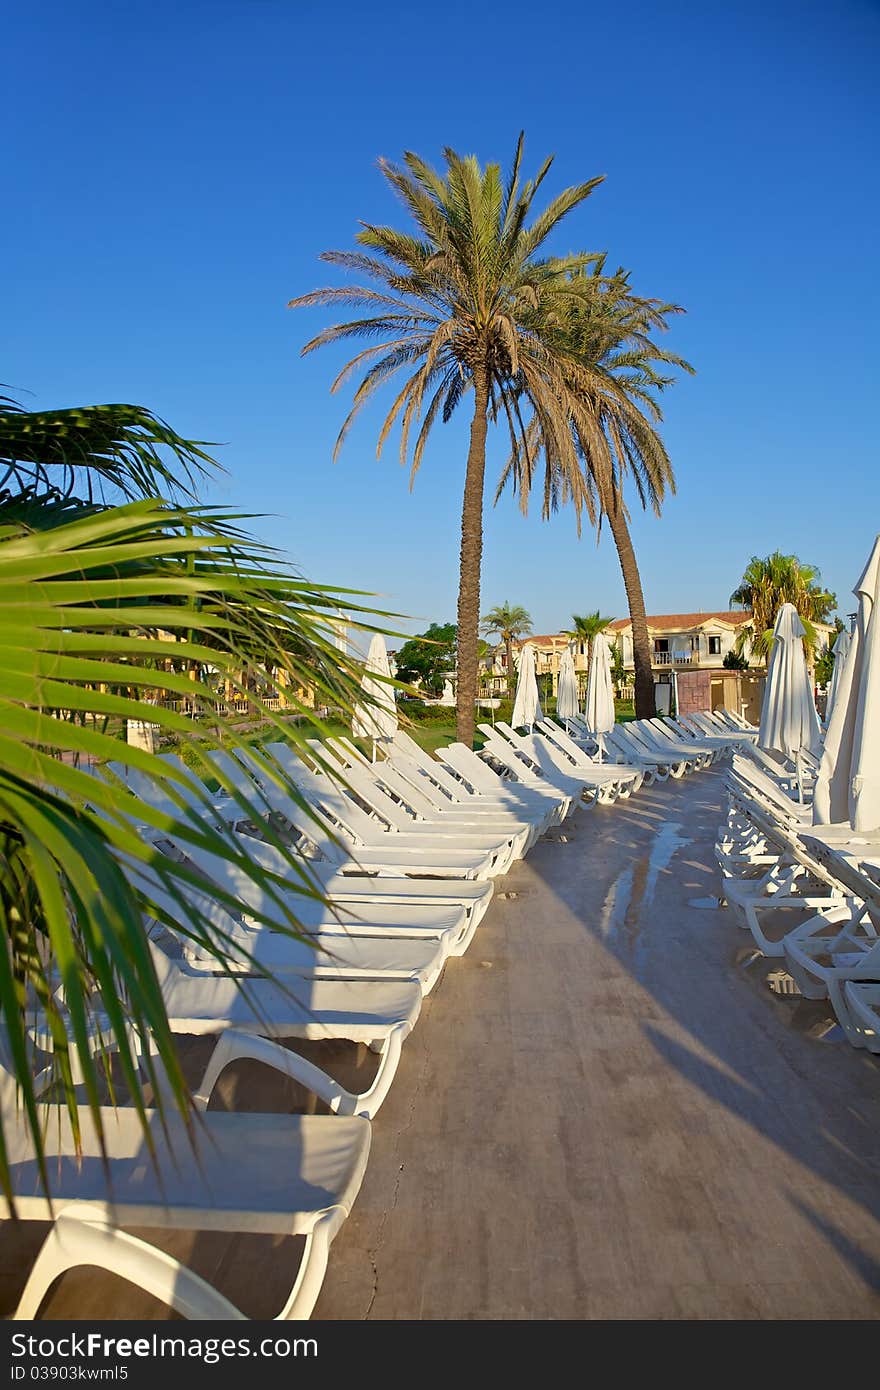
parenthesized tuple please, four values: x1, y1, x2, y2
(674, 669, 712, 716)
(674, 669, 765, 722)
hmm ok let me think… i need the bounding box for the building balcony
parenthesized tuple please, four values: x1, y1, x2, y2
(653, 650, 697, 666)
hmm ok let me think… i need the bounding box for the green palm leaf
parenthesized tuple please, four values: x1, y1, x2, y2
(0, 397, 218, 502)
(0, 488, 398, 1202)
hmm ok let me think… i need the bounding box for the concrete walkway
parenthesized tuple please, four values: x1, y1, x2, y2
(314, 766, 880, 1319)
(3, 767, 878, 1319)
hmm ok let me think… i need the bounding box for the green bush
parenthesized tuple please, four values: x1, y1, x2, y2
(399, 699, 460, 724)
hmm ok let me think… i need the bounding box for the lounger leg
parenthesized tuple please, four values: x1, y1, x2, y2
(15, 1207, 243, 1320)
(357, 1025, 407, 1114)
(745, 895, 845, 957)
(193, 1030, 352, 1114)
(276, 1209, 341, 1320)
(194, 1025, 407, 1119)
(449, 912, 479, 956)
(827, 976, 867, 1048)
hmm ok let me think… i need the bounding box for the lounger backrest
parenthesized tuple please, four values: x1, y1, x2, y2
(204, 747, 348, 863)
(390, 729, 425, 761)
(633, 722, 684, 755)
(602, 726, 638, 758)
(607, 726, 648, 756)
(261, 745, 386, 845)
(730, 757, 803, 818)
(322, 736, 453, 818)
(517, 733, 573, 779)
(478, 728, 542, 782)
(438, 744, 508, 792)
(305, 740, 421, 829)
(536, 720, 589, 763)
(388, 747, 467, 806)
(372, 759, 445, 818)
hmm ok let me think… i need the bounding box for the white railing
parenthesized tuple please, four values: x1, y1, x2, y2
(653, 650, 695, 666)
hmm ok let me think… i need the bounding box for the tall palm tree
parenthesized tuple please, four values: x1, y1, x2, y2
(568, 610, 613, 682)
(495, 264, 693, 719)
(0, 396, 391, 1195)
(288, 136, 614, 744)
(730, 551, 837, 662)
(482, 601, 532, 694)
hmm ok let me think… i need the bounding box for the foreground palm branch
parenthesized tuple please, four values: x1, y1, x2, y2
(0, 397, 216, 502)
(0, 491, 393, 1199)
(290, 135, 624, 742)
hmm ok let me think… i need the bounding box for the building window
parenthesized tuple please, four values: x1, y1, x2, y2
(708, 635, 721, 655)
(654, 639, 669, 654)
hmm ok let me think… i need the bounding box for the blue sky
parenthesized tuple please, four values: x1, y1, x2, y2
(4, 0, 879, 636)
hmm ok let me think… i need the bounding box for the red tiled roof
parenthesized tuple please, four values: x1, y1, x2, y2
(607, 610, 752, 632)
(512, 633, 571, 647)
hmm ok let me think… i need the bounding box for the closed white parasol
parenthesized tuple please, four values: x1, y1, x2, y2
(813, 535, 880, 832)
(352, 633, 397, 759)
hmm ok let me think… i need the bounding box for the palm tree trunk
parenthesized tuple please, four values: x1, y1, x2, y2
(505, 635, 513, 696)
(456, 365, 490, 744)
(605, 501, 655, 719)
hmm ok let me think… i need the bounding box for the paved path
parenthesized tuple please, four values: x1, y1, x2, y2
(4, 767, 879, 1319)
(315, 766, 880, 1319)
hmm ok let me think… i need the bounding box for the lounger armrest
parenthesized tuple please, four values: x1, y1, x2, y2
(193, 1028, 355, 1115)
(15, 1206, 244, 1321)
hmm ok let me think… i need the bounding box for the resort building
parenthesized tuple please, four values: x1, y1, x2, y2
(479, 609, 837, 716)
(609, 610, 752, 672)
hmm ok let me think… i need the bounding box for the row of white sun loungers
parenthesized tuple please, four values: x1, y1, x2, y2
(715, 748, 880, 1053)
(6, 708, 739, 1321)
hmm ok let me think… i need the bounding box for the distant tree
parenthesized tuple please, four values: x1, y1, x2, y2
(814, 617, 846, 686)
(289, 137, 611, 744)
(569, 611, 614, 681)
(608, 638, 626, 690)
(730, 552, 836, 662)
(722, 650, 749, 670)
(395, 622, 457, 695)
(496, 266, 693, 721)
(482, 602, 533, 695)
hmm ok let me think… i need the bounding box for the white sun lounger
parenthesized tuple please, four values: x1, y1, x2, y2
(435, 741, 572, 823)
(476, 726, 601, 806)
(127, 750, 504, 882)
(145, 938, 422, 1118)
(113, 755, 497, 936)
(668, 714, 750, 753)
(622, 722, 705, 772)
(718, 783, 845, 955)
(480, 723, 635, 805)
(782, 909, 880, 1019)
(389, 730, 559, 833)
(126, 855, 452, 996)
(331, 734, 551, 848)
(1, 1035, 371, 1321)
(158, 831, 477, 952)
(603, 726, 678, 779)
(304, 738, 533, 859)
(240, 747, 511, 879)
(535, 720, 645, 795)
(488, 722, 636, 797)
(643, 719, 724, 764)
